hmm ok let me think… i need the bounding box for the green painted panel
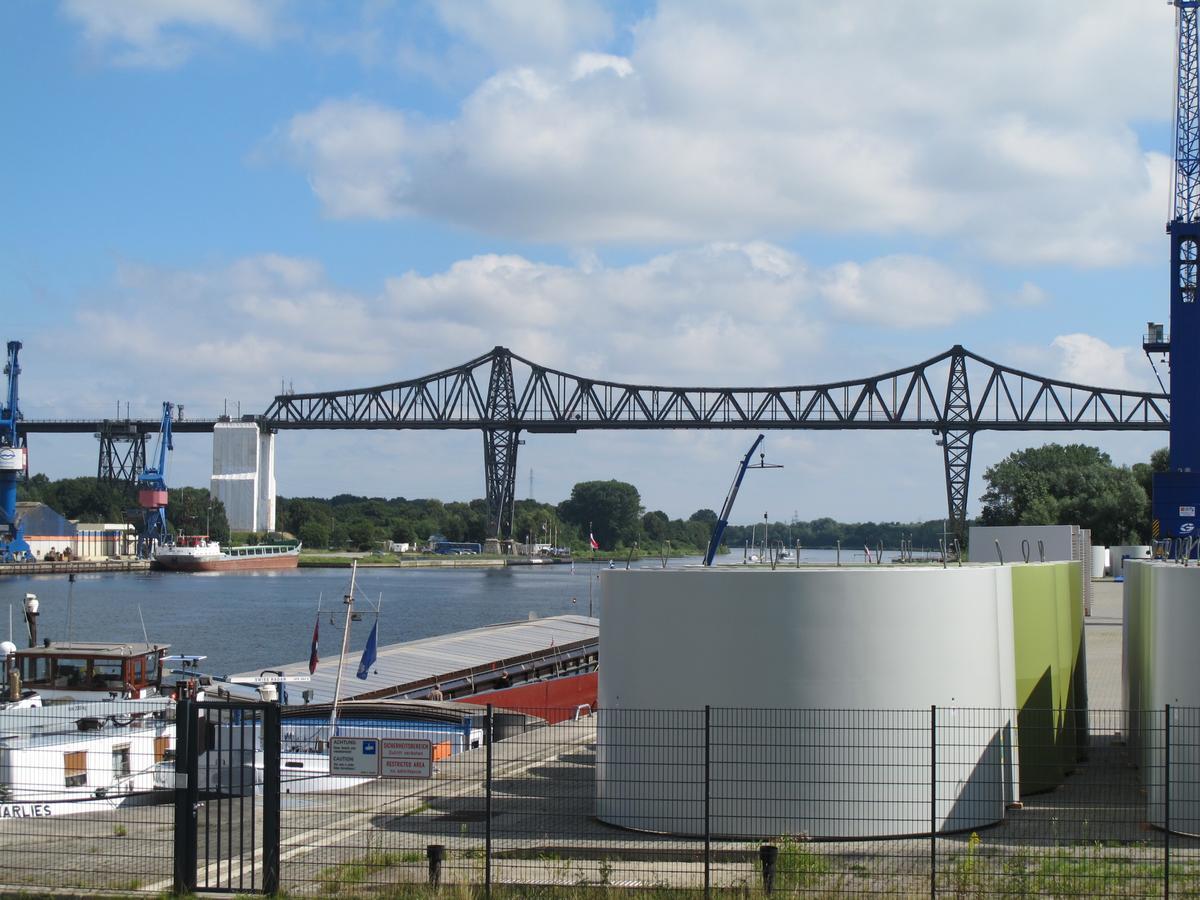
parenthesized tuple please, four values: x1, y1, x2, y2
(1010, 561, 1084, 795)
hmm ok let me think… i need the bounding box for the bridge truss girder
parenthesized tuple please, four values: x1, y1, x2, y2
(254, 344, 1171, 541)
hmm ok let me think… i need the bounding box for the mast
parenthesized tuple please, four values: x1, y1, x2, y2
(328, 561, 357, 736)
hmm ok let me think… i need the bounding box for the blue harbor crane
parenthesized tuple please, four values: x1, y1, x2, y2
(1149, 1, 1200, 542)
(0, 341, 31, 562)
(136, 402, 174, 558)
(703, 433, 782, 566)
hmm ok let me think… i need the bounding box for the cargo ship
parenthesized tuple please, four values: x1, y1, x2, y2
(152, 535, 300, 572)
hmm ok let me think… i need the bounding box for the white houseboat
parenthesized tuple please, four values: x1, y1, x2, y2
(0, 698, 175, 818)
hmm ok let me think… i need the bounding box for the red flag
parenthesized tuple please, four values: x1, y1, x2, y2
(589, 532, 599, 550)
(308, 615, 319, 674)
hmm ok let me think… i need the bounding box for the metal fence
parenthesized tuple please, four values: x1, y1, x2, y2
(1, 704, 1199, 896)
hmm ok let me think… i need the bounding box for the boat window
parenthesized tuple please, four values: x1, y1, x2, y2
(53, 658, 88, 688)
(20, 657, 50, 685)
(133, 659, 145, 684)
(64, 750, 88, 787)
(92, 660, 125, 690)
(112, 745, 131, 779)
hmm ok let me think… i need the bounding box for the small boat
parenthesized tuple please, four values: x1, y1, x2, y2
(153, 535, 300, 572)
(0, 698, 176, 817)
(9, 640, 172, 702)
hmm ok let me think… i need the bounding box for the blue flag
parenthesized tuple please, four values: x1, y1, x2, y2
(356, 622, 378, 680)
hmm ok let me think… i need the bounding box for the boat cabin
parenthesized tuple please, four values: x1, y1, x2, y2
(10, 642, 170, 701)
(173, 534, 214, 548)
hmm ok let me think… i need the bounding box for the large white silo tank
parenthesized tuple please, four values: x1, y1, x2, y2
(1123, 561, 1200, 834)
(597, 566, 1017, 839)
(1112, 546, 1152, 578)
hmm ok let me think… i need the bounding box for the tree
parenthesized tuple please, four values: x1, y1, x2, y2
(979, 443, 1148, 545)
(347, 519, 380, 550)
(641, 510, 671, 542)
(558, 480, 642, 548)
(298, 519, 331, 549)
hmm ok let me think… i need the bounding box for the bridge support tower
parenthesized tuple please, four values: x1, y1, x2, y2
(940, 347, 974, 548)
(211, 421, 277, 533)
(484, 348, 519, 545)
(96, 421, 147, 485)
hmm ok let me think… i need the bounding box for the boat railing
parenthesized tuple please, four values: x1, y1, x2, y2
(573, 704, 592, 721)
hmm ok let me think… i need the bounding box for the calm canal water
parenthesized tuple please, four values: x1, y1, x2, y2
(0, 549, 902, 677)
(2, 563, 618, 677)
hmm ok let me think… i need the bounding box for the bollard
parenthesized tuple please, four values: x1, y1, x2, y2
(759, 843, 779, 894)
(427, 844, 446, 886)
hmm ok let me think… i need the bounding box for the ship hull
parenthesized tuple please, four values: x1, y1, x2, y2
(153, 551, 299, 572)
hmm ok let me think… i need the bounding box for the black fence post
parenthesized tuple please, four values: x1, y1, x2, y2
(930, 705, 937, 899)
(262, 702, 281, 896)
(172, 694, 197, 896)
(1165, 704, 1171, 900)
(704, 705, 711, 898)
(485, 704, 493, 898)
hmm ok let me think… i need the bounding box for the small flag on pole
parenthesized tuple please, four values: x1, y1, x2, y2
(356, 622, 378, 680)
(589, 532, 599, 550)
(308, 615, 319, 674)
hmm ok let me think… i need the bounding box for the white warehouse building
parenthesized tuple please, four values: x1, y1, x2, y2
(210, 421, 276, 533)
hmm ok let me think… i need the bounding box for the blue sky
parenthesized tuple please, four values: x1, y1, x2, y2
(0, 1, 1181, 524)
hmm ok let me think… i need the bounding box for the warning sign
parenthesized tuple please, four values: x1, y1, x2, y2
(329, 737, 380, 777)
(381, 739, 433, 779)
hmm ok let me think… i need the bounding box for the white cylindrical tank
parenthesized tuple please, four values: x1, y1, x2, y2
(1124, 561, 1200, 834)
(598, 566, 1016, 839)
(1091, 545, 1108, 578)
(1112, 546, 1151, 579)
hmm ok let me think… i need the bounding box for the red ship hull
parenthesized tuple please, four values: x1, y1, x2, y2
(152, 551, 300, 572)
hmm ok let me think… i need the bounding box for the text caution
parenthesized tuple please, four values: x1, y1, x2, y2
(328, 737, 380, 777)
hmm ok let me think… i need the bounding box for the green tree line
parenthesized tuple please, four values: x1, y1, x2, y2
(17, 441, 1165, 553)
(18, 474, 231, 542)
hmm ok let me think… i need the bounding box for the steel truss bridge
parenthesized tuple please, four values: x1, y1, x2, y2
(23, 345, 1169, 542)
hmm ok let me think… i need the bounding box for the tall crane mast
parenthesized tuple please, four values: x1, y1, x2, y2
(1150, 1, 1200, 542)
(136, 401, 173, 558)
(0, 341, 31, 562)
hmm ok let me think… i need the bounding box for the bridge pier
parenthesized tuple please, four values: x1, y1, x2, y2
(940, 348, 973, 547)
(941, 429, 973, 548)
(484, 348, 519, 542)
(210, 421, 276, 534)
(95, 421, 146, 485)
(483, 430, 518, 543)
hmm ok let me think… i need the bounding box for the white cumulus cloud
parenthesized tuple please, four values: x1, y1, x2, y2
(62, 0, 280, 67)
(818, 256, 988, 328)
(38, 243, 991, 424)
(433, 0, 611, 66)
(1051, 333, 1150, 391)
(279, 1, 1172, 266)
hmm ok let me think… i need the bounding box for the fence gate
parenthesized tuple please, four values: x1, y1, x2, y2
(173, 697, 280, 894)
